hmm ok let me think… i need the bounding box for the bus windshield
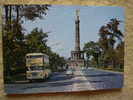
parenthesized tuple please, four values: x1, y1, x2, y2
(27, 55, 43, 59)
(28, 66, 44, 71)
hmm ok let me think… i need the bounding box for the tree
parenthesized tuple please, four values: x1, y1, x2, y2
(3, 21, 27, 82)
(115, 42, 124, 69)
(98, 18, 124, 69)
(83, 41, 102, 67)
(25, 28, 50, 53)
(21, 5, 50, 21)
(3, 5, 50, 23)
(49, 53, 66, 72)
(99, 18, 123, 50)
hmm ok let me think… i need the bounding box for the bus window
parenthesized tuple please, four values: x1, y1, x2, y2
(29, 66, 44, 71)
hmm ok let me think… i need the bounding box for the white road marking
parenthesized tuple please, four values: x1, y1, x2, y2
(72, 67, 95, 91)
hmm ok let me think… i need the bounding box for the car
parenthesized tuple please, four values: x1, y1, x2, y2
(66, 69, 73, 76)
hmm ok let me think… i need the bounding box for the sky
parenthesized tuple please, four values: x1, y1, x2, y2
(23, 5, 124, 58)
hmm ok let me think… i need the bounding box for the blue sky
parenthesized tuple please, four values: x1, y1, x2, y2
(23, 5, 124, 58)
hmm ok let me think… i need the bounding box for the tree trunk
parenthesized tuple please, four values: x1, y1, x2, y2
(9, 6, 12, 22)
(4, 5, 9, 24)
(16, 6, 20, 23)
(9, 5, 12, 29)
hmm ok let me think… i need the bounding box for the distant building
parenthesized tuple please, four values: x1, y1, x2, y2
(67, 9, 85, 68)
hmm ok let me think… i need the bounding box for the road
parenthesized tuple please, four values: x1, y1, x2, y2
(4, 67, 123, 94)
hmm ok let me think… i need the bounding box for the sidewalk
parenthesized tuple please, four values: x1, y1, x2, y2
(93, 67, 123, 74)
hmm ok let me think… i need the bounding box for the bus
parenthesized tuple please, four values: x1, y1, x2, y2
(26, 53, 51, 81)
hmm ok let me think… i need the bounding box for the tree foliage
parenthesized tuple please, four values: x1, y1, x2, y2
(3, 5, 50, 23)
(83, 18, 124, 71)
(83, 41, 102, 67)
(25, 28, 49, 53)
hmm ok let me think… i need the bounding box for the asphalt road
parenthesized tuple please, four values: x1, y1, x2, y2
(4, 67, 123, 94)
